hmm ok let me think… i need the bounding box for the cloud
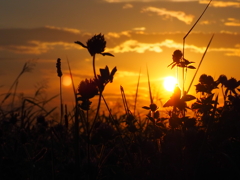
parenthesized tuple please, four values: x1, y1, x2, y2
(0, 41, 79, 54)
(132, 27, 146, 31)
(199, 0, 240, 8)
(224, 18, 240, 26)
(104, 0, 199, 2)
(45, 26, 81, 34)
(123, 3, 133, 8)
(142, 6, 194, 24)
(106, 39, 206, 54)
(116, 70, 141, 77)
(200, 20, 214, 25)
(105, 31, 131, 38)
(106, 37, 240, 57)
(106, 39, 163, 53)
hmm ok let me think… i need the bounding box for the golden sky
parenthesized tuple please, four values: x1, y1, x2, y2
(0, 0, 240, 113)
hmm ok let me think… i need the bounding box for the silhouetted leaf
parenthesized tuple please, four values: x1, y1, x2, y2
(187, 65, 196, 69)
(74, 41, 87, 48)
(163, 99, 174, 107)
(101, 52, 114, 57)
(167, 61, 174, 68)
(110, 66, 117, 82)
(100, 66, 110, 82)
(182, 94, 196, 101)
(171, 63, 177, 69)
(146, 115, 155, 124)
(142, 106, 150, 110)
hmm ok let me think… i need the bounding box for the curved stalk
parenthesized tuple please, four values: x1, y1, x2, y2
(93, 55, 97, 79)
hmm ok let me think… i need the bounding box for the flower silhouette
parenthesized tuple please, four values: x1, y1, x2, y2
(75, 33, 114, 57)
(77, 79, 98, 100)
(195, 74, 218, 95)
(168, 50, 195, 69)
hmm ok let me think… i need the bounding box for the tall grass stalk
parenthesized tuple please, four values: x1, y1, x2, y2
(187, 34, 214, 94)
(134, 68, 141, 115)
(182, 0, 212, 59)
(66, 58, 80, 180)
(146, 65, 153, 104)
(1, 60, 36, 105)
(181, 0, 212, 95)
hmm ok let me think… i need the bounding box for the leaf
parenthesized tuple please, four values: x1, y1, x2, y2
(142, 106, 150, 110)
(167, 61, 174, 68)
(171, 63, 177, 69)
(110, 66, 117, 82)
(181, 94, 196, 101)
(146, 115, 155, 124)
(101, 52, 114, 57)
(100, 66, 110, 82)
(163, 99, 174, 107)
(74, 41, 87, 48)
(187, 65, 196, 69)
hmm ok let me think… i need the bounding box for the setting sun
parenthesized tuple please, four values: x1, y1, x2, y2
(163, 76, 177, 92)
(62, 75, 72, 87)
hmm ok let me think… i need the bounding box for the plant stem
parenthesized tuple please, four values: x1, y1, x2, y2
(93, 55, 97, 79)
(60, 76, 63, 124)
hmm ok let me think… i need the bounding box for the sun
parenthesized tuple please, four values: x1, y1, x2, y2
(163, 76, 177, 92)
(62, 75, 72, 87)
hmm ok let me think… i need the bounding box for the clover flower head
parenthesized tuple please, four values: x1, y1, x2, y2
(75, 33, 114, 57)
(86, 33, 106, 56)
(78, 78, 98, 100)
(172, 50, 183, 63)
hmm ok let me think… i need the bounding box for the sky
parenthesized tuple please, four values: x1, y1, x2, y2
(0, 0, 240, 115)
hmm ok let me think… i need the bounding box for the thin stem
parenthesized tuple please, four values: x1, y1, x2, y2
(60, 76, 63, 124)
(101, 94, 134, 167)
(187, 34, 214, 94)
(134, 68, 141, 115)
(93, 55, 97, 79)
(89, 92, 102, 135)
(146, 64, 153, 104)
(66, 58, 79, 180)
(182, 66, 184, 96)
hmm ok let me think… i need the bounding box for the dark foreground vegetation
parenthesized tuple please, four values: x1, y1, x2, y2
(1, 1, 240, 180)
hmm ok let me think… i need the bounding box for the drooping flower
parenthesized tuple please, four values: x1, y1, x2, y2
(77, 79, 98, 100)
(75, 33, 114, 57)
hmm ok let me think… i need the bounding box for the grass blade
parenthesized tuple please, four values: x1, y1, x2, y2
(187, 34, 214, 94)
(134, 68, 141, 115)
(146, 65, 153, 104)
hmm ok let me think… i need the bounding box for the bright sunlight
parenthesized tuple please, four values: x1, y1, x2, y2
(163, 76, 177, 92)
(62, 75, 72, 86)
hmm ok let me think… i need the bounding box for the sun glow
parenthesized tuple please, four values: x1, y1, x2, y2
(62, 75, 72, 86)
(163, 76, 177, 92)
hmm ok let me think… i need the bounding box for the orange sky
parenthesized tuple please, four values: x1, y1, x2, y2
(0, 0, 240, 115)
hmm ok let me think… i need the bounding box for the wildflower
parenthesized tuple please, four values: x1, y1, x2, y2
(95, 66, 117, 92)
(224, 77, 240, 96)
(77, 79, 98, 100)
(75, 33, 114, 57)
(172, 50, 183, 64)
(195, 74, 218, 95)
(77, 78, 99, 110)
(168, 49, 195, 69)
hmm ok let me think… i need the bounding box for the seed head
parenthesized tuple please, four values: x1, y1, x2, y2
(56, 58, 62, 77)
